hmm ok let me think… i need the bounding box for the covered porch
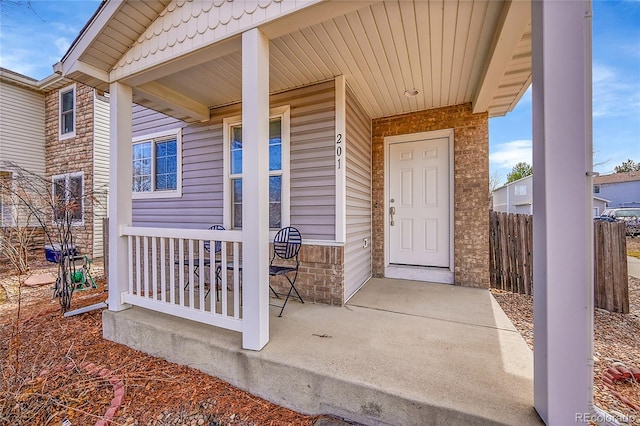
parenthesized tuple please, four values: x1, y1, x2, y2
(103, 277, 541, 426)
(56, 0, 595, 422)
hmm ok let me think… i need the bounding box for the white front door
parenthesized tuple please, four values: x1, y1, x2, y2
(388, 136, 450, 268)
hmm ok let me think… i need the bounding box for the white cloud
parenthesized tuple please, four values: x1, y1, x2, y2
(592, 62, 640, 118)
(489, 140, 532, 170)
(54, 37, 71, 56)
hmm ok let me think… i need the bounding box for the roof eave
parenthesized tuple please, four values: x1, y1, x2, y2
(56, 0, 130, 86)
(474, 0, 531, 116)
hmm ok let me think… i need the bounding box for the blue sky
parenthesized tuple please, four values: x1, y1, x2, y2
(490, 1, 640, 183)
(1, 0, 638, 184)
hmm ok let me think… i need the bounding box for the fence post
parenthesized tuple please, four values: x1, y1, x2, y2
(593, 221, 628, 313)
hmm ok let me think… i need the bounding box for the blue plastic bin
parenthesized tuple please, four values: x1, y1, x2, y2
(44, 244, 78, 263)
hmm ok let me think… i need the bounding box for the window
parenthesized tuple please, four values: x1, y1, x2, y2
(223, 106, 290, 230)
(59, 85, 76, 139)
(514, 185, 527, 196)
(593, 184, 600, 194)
(0, 171, 10, 227)
(52, 172, 84, 224)
(132, 129, 182, 199)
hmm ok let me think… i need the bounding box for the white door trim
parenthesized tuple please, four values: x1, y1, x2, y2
(383, 129, 455, 283)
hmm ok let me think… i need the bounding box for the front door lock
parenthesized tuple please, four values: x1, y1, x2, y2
(389, 206, 395, 226)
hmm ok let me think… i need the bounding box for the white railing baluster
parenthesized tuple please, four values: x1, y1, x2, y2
(199, 239, 205, 312)
(169, 238, 175, 305)
(188, 239, 194, 308)
(143, 237, 149, 298)
(233, 242, 240, 319)
(209, 240, 215, 314)
(135, 236, 141, 295)
(221, 242, 228, 317)
(179, 238, 185, 307)
(127, 235, 133, 294)
(152, 237, 158, 300)
(160, 238, 166, 302)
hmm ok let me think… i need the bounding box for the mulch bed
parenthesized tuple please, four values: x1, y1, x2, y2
(0, 262, 320, 425)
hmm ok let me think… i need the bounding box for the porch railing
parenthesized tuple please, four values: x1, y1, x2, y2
(120, 226, 243, 332)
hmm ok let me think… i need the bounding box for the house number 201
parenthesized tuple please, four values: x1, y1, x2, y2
(336, 133, 343, 169)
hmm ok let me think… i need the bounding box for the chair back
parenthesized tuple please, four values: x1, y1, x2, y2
(272, 227, 302, 260)
(204, 224, 225, 253)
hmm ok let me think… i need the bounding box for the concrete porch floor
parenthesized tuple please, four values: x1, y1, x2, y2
(103, 278, 542, 426)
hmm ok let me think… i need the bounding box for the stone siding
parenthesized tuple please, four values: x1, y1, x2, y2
(0, 227, 47, 273)
(45, 83, 95, 257)
(371, 103, 490, 288)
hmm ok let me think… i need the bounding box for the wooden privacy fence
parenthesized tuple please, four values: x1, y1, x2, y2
(489, 212, 533, 295)
(490, 211, 629, 313)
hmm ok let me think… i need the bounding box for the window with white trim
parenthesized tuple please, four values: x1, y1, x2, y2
(223, 107, 290, 230)
(52, 172, 84, 224)
(59, 85, 76, 139)
(514, 185, 527, 196)
(132, 129, 182, 199)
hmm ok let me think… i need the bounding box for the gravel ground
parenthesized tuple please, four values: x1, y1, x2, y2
(491, 238, 640, 425)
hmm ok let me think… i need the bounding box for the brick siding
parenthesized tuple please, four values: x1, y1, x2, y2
(45, 83, 95, 257)
(268, 243, 344, 306)
(371, 103, 490, 288)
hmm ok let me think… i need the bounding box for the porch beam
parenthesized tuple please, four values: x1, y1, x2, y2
(135, 82, 210, 123)
(241, 28, 270, 351)
(532, 0, 593, 423)
(54, 60, 110, 84)
(107, 81, 133, 312)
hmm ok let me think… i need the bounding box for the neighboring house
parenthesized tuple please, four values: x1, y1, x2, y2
(44, 80, 110, 258)
(594, 172, 640, 208)
(54, 1, 596, 422)
(492, 174, 609, 216)
(0, 67, 109, 259)
(0, 68, 56, 226)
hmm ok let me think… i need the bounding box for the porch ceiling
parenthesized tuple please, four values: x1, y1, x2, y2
(63, 0, 532, 122)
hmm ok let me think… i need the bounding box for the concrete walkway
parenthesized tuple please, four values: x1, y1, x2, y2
(628, 256, 640, 279)
(103, 278, 541, 426)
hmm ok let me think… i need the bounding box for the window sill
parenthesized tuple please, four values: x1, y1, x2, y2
(133, 190, 182, 200)
(59, 132, 76, 141)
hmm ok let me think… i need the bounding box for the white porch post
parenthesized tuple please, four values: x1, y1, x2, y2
(241, 28, 270, 350)
(532, 0, 593, 423)
(107, 82, 133, 311)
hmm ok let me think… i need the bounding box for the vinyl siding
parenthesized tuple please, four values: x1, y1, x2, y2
(92, 93, 110, 257)
(132, 81, 336, 240)
(0, 81, 45, 176)
(132, 103, 185, 137)
(344, 86, 372, 299)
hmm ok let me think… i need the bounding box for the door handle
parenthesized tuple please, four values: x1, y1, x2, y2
(389, 206, 395, 226)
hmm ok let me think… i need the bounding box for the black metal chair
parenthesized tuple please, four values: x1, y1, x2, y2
(269, 226, 304, 317)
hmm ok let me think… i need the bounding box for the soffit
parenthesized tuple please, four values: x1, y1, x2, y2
(69, 0, 532, 121)
(78, 1, 172, 72)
